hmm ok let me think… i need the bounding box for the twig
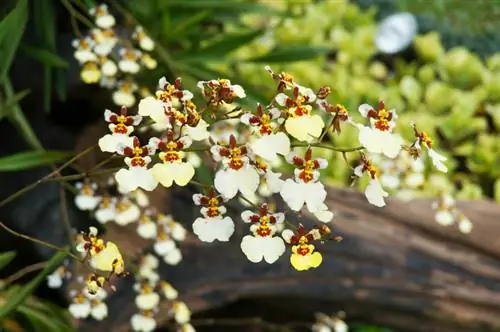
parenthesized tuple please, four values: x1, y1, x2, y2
(291, 142, 364, 153)
(2, 262, 48, 286)
(59, 185, 74, 247)
(0, 145, 97, 209)
(0, 222, 82, 262)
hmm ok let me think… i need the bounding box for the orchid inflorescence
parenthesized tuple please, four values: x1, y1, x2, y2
(62, 9, 465, 328)
(72, 4, 157, 107)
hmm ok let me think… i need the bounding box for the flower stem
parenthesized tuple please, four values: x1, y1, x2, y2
(291, 142, 364, 153)
(2, 261, 48, 287)
(0, 222, 82, 262)
(0, 145, 97, 209)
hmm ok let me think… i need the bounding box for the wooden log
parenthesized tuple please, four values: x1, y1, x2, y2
(79, 186, 500, 332)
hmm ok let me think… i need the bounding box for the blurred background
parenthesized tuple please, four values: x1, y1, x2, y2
(1, 0, 500, 331)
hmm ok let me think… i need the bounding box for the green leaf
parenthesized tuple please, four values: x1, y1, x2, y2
(168, 10, 213, 38)
(2, 78, 43, 150)
(18, 304, 73, 332)
(0, 250, 68, 320)
(0, 0, 28, 80)
(19, 44, 68, 68)
(495, 178, 500, 203)
(164, 0, 285, 15)
(245, 45, 330, 63)
(0, 89, 30, 121)
(0, 251, 16, 270)
(180, 29, 264, 62)
(0, 151, 72, 172)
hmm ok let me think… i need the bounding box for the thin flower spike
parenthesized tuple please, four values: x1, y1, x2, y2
(410, 123, 448, 173)
(192, 189, 235, 243)
(240, 204, 286, 264)
(114, 137, 159, 193)
(355, 101, 403, 159)
(74, 181, 101, 211)
(282, 224, 329, 271)
(98, 106, 141, 153)
(150, 130, 195, 187)
(240, 104, 290, 161)
(353, 155, 389, 207)
(212, 135, 260, 199)
(280, 148, 328, 214)
(275, 86, 324, 142)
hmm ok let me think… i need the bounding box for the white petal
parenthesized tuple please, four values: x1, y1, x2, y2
(69, 302, 91, 319)
(428, 149, 448, 173)
(183, 119, 210, 141)
(151, 162, 195, 187)
(241, 210, 256, 223)
(275, 93, 288, 106)
(131, 314, 156, 332)
(98, 134, 133, 153)
(458, 217, 473, 234)
(47, 274, 63, 288)
(115, 167, 158, 193)
(192, 216, 234, 242)
(138, 96, 169, 126)
(90, 302, 108, 320)
(280, 179, 305, 211)
(115, 204, 141, 225)
(250, 132, 291, 161)
(435, 210, 454, 226)
(365, 179, 389, 207)
(154, 239, 176, 256)
(164, 247, 182, 265)
(358, 126, 384, 155)
(75, 195, 101, 211)
(358, 103, 373, 117)
(381, 131, 403, 159)
(240, 235, 264, 263)
(281, 229, 295, 243)
(95, 207, 115, 224)
(380, 174, 400, 189)
(214, 169, 239, 199)
(112, 90, 136, 108)
(264, 171, 284, 193)
(236, 166, 260, 198)
(135, 292, 160, 310)
(137, 222, 158, 239)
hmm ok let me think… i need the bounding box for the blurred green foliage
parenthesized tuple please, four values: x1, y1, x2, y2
(201, 0, 500, 202)
(0, 251, 74, 332)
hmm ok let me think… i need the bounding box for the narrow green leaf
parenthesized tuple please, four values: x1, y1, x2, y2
(0, 0, 28, 79)
(169, 10, 213, 37)
(0, 250, 67, 319)
(245, 45, 330, 63)
(18, 305, 73, 332)
(19, 44, 68, 68)
(164, 0, 285, 15)
(180, 30, 264, 61)
(3, 78, 43, 150)
(0, 89, 31, 121)
(0, 251, 16, 270)
(0, 151, 73, 172)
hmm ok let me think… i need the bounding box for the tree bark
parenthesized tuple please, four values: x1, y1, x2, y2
(80, 186, 500, 332)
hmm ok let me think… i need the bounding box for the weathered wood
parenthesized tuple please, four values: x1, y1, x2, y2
(80, 186, 500, 332)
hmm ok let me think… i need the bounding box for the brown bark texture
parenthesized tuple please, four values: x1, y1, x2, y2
(80, 185, 500, 332)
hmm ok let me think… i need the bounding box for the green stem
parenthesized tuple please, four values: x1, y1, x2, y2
(291, 142, 364, 153)
(0, 145, 98, 209)
(0, 222, 81, 261)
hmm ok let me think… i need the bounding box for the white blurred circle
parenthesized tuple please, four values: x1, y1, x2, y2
(375, 12, 418, 54)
